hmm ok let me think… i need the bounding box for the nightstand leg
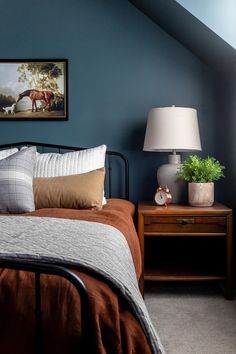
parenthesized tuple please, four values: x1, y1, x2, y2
(139, 277, 144, 297)
(225, 213, 233, 300)
(138, 213, 145, 297)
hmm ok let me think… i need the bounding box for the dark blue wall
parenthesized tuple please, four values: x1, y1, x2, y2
(215, 77, 236, 208)
(0, 0, 218, 202)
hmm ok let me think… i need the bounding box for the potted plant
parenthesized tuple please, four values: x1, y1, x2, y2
(178, 155, 225, 206)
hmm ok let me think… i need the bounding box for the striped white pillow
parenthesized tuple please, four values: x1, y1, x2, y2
(33, 145, 107, 177)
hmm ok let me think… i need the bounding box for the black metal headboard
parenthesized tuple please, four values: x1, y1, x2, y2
(0, 141, 129, 200)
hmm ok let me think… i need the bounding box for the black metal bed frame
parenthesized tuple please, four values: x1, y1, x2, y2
(0, 260, 89, 354)
(0, 141, 130, 354)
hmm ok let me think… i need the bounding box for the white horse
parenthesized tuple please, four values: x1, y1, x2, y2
(2, 103, 16, 114)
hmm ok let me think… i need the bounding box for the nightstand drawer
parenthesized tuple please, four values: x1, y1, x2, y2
(144, 216, 227, 234)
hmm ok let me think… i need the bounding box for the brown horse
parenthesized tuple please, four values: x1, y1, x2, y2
(17, 89, 54, 112)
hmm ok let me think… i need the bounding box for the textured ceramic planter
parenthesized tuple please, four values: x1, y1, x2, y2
(188, 182, 214, 207)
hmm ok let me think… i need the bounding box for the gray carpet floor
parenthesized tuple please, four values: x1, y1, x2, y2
(145, 283, 236, 354)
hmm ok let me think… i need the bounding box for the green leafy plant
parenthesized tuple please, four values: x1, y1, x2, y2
(178, 155, 225, 183)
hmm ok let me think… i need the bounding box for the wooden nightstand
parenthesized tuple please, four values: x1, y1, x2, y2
(138, 202, 233, 299)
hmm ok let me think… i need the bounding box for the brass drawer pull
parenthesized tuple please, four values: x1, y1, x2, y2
(176, 218, 195, 225)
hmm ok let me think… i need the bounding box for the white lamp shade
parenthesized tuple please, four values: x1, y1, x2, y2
(143, 106, 202, 152)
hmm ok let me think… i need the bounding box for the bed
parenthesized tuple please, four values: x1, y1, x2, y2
(0, 142, 165, 354)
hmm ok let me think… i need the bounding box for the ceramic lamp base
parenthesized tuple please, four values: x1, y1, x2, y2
(157, 154, 187, 204)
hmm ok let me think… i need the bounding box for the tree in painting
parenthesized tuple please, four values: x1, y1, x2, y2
(17, 63, 63, 95)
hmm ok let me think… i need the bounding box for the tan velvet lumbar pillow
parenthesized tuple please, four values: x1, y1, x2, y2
(33, 168, 105, 210)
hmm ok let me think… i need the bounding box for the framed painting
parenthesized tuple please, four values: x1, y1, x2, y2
(0, 59, 68, 120)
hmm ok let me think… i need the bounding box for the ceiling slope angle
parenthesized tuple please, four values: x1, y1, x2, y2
(176, 0, 236, 50)
(129, 0, 236, 77)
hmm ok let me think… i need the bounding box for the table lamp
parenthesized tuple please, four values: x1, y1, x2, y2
(143, 106, 202, 203)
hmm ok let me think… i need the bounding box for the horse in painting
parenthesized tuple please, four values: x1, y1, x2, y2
(17, 89, 54, 112)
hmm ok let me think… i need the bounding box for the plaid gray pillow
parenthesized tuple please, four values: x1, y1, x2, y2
(0, 146, 36, 213)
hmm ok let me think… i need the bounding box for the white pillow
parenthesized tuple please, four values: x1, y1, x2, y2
(33, 145, 107, 204)
(0, 148, 18, 160)
(33, 145, 107, 176)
